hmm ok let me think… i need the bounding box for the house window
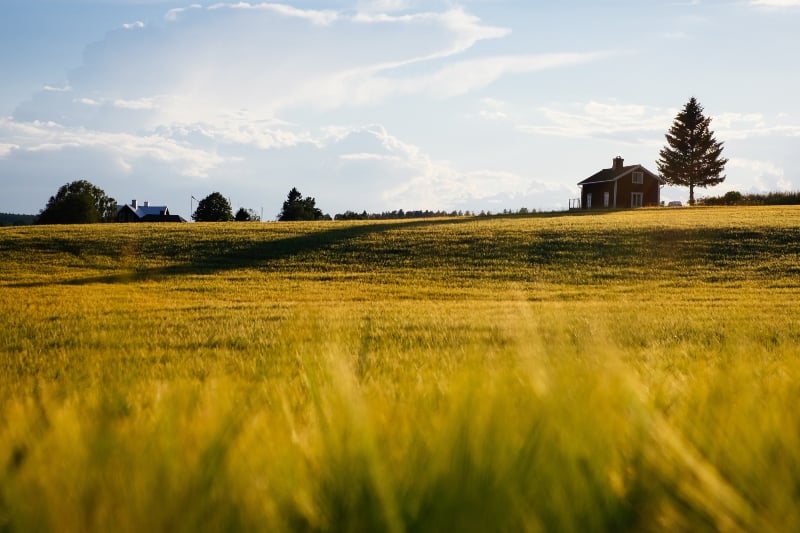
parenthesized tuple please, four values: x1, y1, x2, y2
(603, 192, 610, 208)
(586, 193, 592, 209)
(631, 192, 644, 208)
(632, 171, 643, 184)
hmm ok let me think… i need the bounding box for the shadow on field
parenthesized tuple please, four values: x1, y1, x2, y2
(9, 218, 475, 287)
(8, 214, 800, 288)
(522, 225, 800, 282)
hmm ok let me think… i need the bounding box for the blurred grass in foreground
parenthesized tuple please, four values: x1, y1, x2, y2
(1, 206, 800, 531)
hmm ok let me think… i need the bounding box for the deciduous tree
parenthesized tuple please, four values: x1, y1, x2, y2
(36, 180, 116, 224)
(657, 97, 727, 205)
(193, 192, 234, 222)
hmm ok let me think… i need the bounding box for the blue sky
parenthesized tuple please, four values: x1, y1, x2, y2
(2, 0, 799, 219)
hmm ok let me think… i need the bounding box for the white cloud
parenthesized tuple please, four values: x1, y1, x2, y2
(0, 143, 19, 158)
(513, 100, 800, 146)
(330, 124, 561, 210)
(479, 110, 509, 121)
(714, 112, 765, 129)
(518, 100, 676, 144)
(42, 85, 71, 93)
(339, 152, 402, 162)
(113, 98, 156, 110)
(162, 120, 317, 151)
(477, 97, 509, 121)
(207, 2, 339, 26)
(309, 51, 609, 113)
(412, 53, 609, 99)
(1, 110, 574, 215)
(0, 116, 224, 178)
(727, 158, 794, 192)
(517, 102, 800, 147)
(40, 4, 523, 129)
(352, 5, 509, 40)
(75, 97, 101, 106)
(751, 0, 800, 7)
(715, 112, 800, 140)
(356, 0, 412, 13)
(122, 21, 145, 29)
(481, 97, 506, 108)
(728, 157, 784, 178)
(1, 3, 623, 215)
(165, 4, 202, 21)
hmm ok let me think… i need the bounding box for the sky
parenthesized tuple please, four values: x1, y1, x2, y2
(1, 0, 799, 220)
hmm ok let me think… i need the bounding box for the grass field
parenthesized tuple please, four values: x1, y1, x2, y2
(2, 206, 800, 532)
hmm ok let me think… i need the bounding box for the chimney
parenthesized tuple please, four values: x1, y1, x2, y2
(131, 199, 138, 209)
(613, 156, 624, 171)
(143, 201, 149, 207)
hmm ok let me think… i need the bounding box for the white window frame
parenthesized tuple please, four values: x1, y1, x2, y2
(632, 171, 643, 184)
(586, 193, 592, 209)
(603, 191, 610, 208)
(631, 192, 644, 208)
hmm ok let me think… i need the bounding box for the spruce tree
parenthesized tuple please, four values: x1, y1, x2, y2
(278, 187, 324, 221)
(657, 97, 727, 205)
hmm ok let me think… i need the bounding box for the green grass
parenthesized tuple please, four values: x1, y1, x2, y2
(2, 206, 800, 531)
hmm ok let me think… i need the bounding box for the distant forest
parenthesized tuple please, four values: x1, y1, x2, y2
(335, 209, 465, 220)
(333, 208, 534, 220)
(0, 213, 36, 226)
(698, 191, 800, 206)
(8, 192, 799, 227)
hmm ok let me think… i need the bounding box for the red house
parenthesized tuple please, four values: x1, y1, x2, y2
(578, 157, 664, 209)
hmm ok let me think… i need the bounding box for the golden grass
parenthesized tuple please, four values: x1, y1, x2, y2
(1, 206, 800, 531)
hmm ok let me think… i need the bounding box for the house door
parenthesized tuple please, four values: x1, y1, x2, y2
(586, 193, 592, 209)
(631, 192, 643, 208)
(603, 192, 610, 208)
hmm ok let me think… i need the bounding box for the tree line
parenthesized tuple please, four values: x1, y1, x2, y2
(29, 182, 332, 224)
(335, 209, 462, 221)
(0, 213, 36, 226)
(698, 191, 800, 206)
(31, 181, 535, 225)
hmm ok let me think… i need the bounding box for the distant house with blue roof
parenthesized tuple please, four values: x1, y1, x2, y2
(116, 199, 186, 222)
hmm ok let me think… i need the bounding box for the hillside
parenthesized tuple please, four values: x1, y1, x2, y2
(3, 206, 798, 289)
(2, 206, 800, 531)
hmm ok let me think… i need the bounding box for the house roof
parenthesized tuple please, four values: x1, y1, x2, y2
(117, 203, 169, 219)
(578, 164, 664, 186)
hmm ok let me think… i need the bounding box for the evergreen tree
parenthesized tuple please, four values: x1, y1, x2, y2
(36, 180, 116, 225)
(657, 97, 727, 205)
(278, 187, 324, 221)
(192, 192, 234, 221)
